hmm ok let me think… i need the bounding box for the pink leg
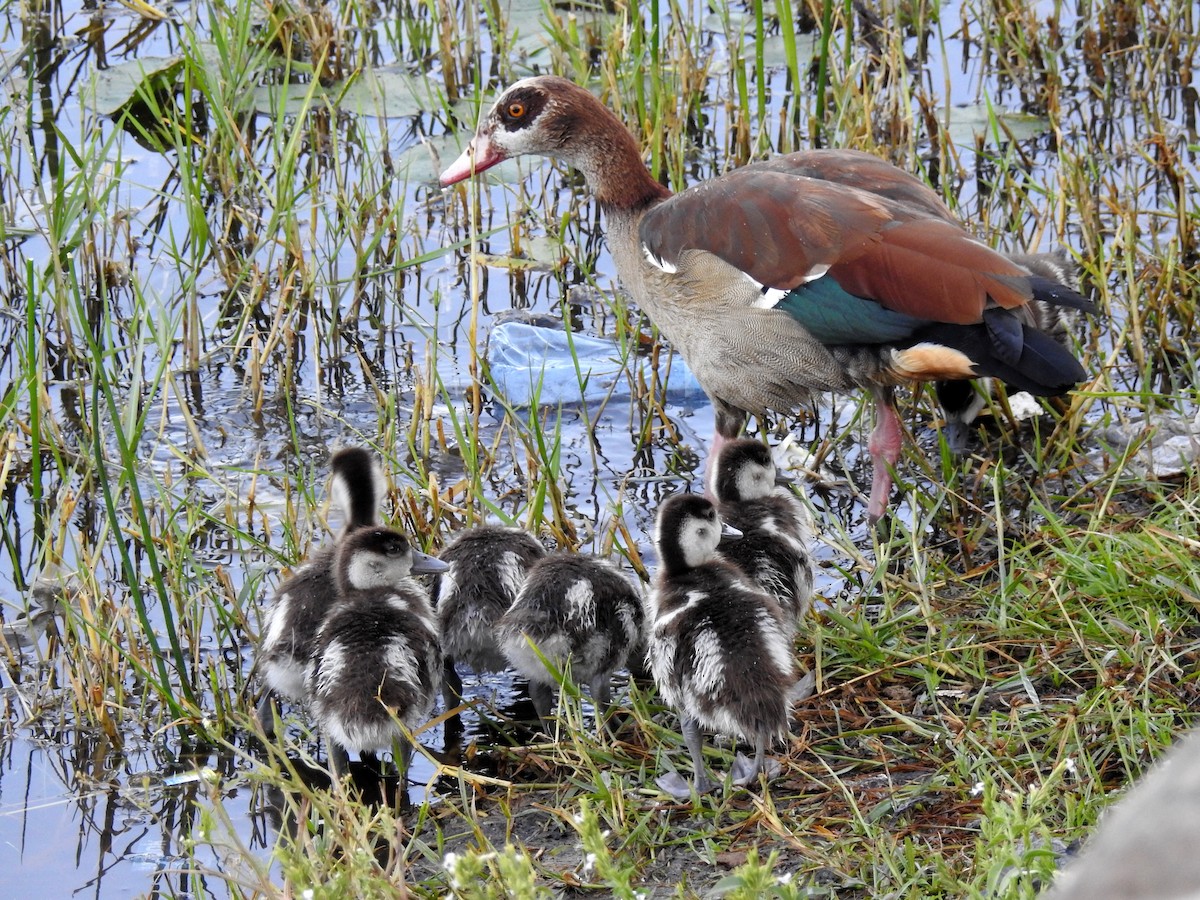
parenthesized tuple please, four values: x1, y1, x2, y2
(867, 388, 902, 524)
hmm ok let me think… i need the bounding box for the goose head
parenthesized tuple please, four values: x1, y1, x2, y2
(335, 527, 448, 594)
(654, 494, 741, 576)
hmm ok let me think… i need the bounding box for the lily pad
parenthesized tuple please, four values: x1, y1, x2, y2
(249, 68, 448, 119)
(942, 103, 1049, 146)
(84, 43, 227, 118)
(85, 55, 184, 117)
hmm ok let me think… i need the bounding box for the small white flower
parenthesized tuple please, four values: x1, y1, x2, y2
(970, 781, 985, 797)
(582, 852, 597, 876)
(443, 852, 463, 889)
(777, 871, 794, 885)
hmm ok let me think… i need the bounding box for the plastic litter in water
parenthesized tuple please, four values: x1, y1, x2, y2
(485, 321, 707, 408)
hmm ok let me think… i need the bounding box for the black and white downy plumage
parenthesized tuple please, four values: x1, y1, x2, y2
(256, 447, 386, 736)
(306, 526, 448, 778)
(648, 494, 797, 799)
(496, 552, 644, 733)
(710, 438, 815, 637)
(430, 525, 546, 710)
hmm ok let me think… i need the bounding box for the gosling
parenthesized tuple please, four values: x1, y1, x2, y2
(710, 438, 815, 637)
(256, 447, 385, 736)
(306, 525, 448, 779)
(431, 525, 545, 710)
(497, 552, 644, 733)
(648, 493, 796, 799)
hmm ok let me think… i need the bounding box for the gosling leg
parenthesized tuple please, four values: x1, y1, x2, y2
(255, 691, 279, 739)
(529, 681, 556, 737)
(655, 717, 716, 800)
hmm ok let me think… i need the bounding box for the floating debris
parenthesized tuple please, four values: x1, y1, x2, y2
(1094, 410, 1200, 479)
(485, 320, 706, 408)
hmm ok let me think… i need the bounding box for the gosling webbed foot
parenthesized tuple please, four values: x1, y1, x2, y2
(654, 771, 717, 801)
(789, 670, 817, 704)
(730, 751, 781, 787)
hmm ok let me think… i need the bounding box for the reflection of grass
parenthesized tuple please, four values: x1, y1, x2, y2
(0, 0, 1198, 894)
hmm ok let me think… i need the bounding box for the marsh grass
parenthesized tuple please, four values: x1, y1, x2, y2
(0, 0, 1198, 894)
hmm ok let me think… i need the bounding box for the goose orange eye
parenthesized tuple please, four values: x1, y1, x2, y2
(507, 102, 526, 118)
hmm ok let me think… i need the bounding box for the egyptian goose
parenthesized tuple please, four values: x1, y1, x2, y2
(648, 493, 796, 798)
(440, 76, 1092, 522)
(710, 438, 815, 636)
(430, 524, 546, 711)
(306, 525, 448, 778)
(496, 552, 644, 733)
(256, 447, 386, 737)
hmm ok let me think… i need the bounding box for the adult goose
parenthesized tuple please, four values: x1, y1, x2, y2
(256, 447, 386, 736)
(440, 76, 1092, 522)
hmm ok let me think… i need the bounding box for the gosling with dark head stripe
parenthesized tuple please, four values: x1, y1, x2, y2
(430, 525, 546, 712)
(710, 438, 815, 639)
(306, 526, 448, 779)
(256, 447, 386, 737)
(648, 493, 797, 799)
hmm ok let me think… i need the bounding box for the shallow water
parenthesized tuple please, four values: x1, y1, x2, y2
(0, 0, 1197, 894)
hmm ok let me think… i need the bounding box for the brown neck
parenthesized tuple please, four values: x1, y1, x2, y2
(573, 100, 672, 212)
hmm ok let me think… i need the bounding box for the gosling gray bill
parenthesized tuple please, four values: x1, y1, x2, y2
(431, 525, 545, 711)
(496, 552, 644, 734)
(710, 438, 815, 638)
(649, 494, 796, 800)
(256, 447, 385, 737)
(307, 525, 448, 780)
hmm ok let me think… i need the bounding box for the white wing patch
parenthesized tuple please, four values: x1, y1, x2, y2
(383, 635, 420, 687)
(653, 589, 707, 630)
(642, 244, 678, 274)
(497, 551, 527, 601)
(313, 640, 349, 696)
(749, 263, 831, 309)
(687, 628, 726, 697)
(262, 595, 290, 649)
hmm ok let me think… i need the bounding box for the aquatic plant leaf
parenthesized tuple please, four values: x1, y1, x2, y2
(249, 68, 468, 119)
(85, 56, 184, 117)
(943, 104, 1049, 146)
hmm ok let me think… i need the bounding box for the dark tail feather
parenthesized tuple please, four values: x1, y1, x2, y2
(936, 250, 1090, 446)
(918, 322, 1087, 396)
